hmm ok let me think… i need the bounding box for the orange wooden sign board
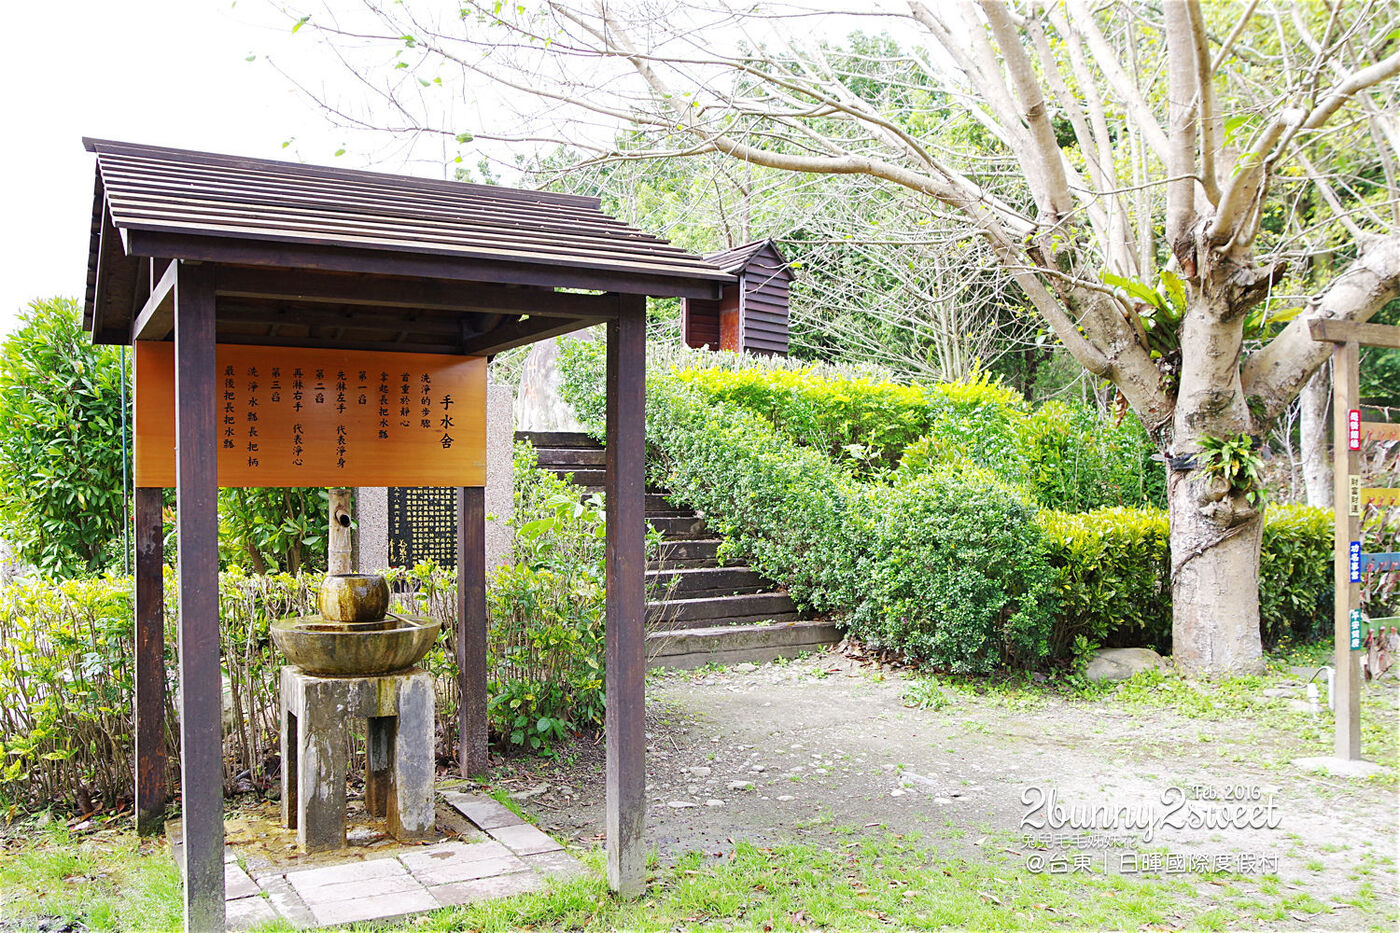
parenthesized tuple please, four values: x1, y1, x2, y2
(135, 343, 485, 488)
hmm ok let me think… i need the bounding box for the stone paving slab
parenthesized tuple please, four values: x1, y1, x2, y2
(523, 848, 587, 879)
(427, 870, 544, 908)
(215, 790, 585, 929)
(484, 821, 564, 855)
(226, 894, 280, 931)
(225, 864, 261, 900)
(442, 790, 526, 830)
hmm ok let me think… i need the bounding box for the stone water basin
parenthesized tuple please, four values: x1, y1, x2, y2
(271, 613, 441, 677)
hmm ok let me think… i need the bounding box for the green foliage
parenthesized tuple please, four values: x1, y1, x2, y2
(1041, 504, 1333, 657)
(1259, 505, 1333, 647)
(1038, 508, 1172, 655)
(0, 575, 147, 815)
(1196, 433, 1267, 507)
(217, 487, 328, 574)
(640, 375, 1057, 673)
(559, 342, 1331, 670)
(845, 465, 1057, 673)
(486, 443, 609, 752)
(0, 298, 129, 578)
(672, 365, 932, 471)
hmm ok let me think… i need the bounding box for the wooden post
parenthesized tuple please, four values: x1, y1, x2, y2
(1331, 339, 1361, 760)
(133, 485, 166, 835)
(457, 485, 488, 777)
(328, 487, 354, 574)
(604, 296, 647, 896)
(172, 262, 225, 932)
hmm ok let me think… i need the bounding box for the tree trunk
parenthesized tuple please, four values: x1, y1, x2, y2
(1299, 363, 1333, 507)
(1168, 294, 1265, 677)
(1168, 470, 1266, 676)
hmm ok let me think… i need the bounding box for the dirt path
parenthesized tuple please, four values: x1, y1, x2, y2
(491, 650, 1399, 929)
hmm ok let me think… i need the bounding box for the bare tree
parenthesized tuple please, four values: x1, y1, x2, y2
(280, 0, 1400, 675)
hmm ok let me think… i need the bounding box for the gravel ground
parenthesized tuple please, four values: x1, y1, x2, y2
(487, 648, 1399, 929)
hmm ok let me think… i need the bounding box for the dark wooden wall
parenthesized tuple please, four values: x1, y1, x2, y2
(682, 241, 790, 356)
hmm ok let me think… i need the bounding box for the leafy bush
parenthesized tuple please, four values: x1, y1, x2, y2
(485, 442, 608, 751)
(1039, 508, 1172, 655)
(0, 299, 129, 577)
(846, 465, 1057, 673)
(218, 487, 329, 575)
(673, 365, 932, 470)
(645, 376, 1057, 673)
(1259, 505, 1333, 647)
(558, 340, 1330, 670)
(0, 575, 151, 815)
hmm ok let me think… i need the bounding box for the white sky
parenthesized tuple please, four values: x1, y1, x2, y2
(0, 0, 385, 335)
(0, 0, 918, 336)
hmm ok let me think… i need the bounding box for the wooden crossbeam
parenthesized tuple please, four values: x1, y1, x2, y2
(1309, 319, 1400, 348)
(131, 259, 179, 341)
(458, 314, 605, 356)
(1360, 421, 1400, 442)
(213, 266, 622, 320)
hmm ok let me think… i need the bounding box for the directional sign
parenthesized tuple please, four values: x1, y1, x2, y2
(1359, 421, 1400, 442)
(1360, 552, 1400, 575)
(1360, 487, 1400, 508)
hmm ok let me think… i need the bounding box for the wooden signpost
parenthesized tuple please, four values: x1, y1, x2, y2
(1311, 318, 1400, 763)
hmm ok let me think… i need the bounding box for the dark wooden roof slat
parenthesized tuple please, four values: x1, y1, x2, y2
(106, 193, 714, 271)
(98, 157, 644, 240)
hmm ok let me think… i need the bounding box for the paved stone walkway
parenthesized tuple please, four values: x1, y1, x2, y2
(220, 791, 584, 929)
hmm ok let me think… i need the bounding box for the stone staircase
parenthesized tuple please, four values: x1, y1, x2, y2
(516, 431, 840, 668)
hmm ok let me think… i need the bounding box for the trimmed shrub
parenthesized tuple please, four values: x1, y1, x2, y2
(647, 377, 1057, 673)
(1259, 505, 1333, 647)
(847, 466, 1057, 673)
(1039, 508, 1172, 655)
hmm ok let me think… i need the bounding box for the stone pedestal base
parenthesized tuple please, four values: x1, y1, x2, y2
(280, 666, 435, 853)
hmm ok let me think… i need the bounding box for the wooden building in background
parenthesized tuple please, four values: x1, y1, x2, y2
(682, 239, 792, 356)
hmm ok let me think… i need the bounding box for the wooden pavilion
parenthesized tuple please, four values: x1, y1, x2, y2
(82, 138, 731, 930)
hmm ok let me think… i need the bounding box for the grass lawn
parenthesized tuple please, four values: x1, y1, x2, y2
(1, 822, 1341, 932)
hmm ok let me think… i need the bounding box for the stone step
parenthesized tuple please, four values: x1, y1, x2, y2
(647, 591, 799, 629)
(532, 446, 606, 468)
(515, 430, 600, 449)
(556, 467, 607, 487)
(649, 514, 710, 540)
(647, 566, 770, 599)
(653, 538, 723, 566)
(646, 620, 841, 670)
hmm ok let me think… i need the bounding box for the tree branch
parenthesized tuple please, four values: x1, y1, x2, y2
(1241, 234, 1400, 425)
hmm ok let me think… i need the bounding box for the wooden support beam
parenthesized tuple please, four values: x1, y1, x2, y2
(213, 266, 623, 320)
(133, 485, 166, 836)
(173, 261, 225, 931)
(457, 486, 488, 777)
(1310, 318, 1400, 349)
(125, 231, 726, 302)
(132, 259, 179, 341)
(458, 314, 606, 356)
(604, 296, 647, 897)
(1331, 339, 1362, 761)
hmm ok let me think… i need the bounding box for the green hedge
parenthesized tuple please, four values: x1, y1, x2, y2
(557, 339, 1332, 669)
(646, 375, 1058, 674)
(1041, 504, 1334, 656)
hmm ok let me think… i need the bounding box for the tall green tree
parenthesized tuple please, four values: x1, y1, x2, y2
(0, 298, 128, 577)
(286, 0, 1400, 676)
